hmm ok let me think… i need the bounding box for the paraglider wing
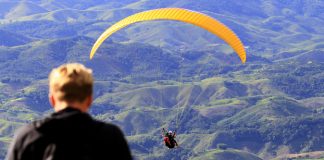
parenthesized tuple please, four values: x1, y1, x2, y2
(90, 8, 246, 63)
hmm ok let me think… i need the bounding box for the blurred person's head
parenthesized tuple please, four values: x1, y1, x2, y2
(49, 63, 93, 112)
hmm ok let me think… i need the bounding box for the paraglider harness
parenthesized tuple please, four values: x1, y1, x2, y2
(162, 128, 178, 149)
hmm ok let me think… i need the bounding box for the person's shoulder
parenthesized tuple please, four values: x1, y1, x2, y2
(17, 117, 53, 138)
(15, 123, 35, 136)
(12, 122, 40, 146)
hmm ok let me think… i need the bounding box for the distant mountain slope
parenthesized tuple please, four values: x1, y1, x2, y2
(0, 2, 17, 19)
(16, 9, 101, 22)
(0, 0, 324, 160)
(0, 29, 31, 46)
(0, 1, 48, 19)
(0, 0, 322, 58)
(273, 151, 324, 160)
(0, 34, 323, 160)
(191, 149, 262, 160)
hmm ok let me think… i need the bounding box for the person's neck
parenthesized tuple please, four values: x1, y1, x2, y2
(54, 101, 88, 113)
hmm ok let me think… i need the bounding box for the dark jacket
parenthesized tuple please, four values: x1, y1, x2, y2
(6, 107, 132, 160)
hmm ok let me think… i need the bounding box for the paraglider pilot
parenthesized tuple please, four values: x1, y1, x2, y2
(162, 128, 178, 149)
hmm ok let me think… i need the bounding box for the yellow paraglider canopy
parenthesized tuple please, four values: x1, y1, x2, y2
(90, 8, 246, 63)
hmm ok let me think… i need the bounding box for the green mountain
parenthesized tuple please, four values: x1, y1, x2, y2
(0, 1, 46, 19)
(191, 149, 262, 160)
(0, 0, 323, 160)
(0, 0, 322, 58)
(0, 29, 31, 46)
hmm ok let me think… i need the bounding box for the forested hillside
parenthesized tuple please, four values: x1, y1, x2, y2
(0, 0, 323, 159)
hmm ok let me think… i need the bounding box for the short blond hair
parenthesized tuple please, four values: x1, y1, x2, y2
(49, 63, 93, 102)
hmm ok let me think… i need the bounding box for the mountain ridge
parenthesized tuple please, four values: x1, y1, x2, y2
(0, 0, 323, 159)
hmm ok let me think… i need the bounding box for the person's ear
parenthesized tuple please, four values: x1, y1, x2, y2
(86, 95, 93, 108)
(49, 93, 55, 108)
